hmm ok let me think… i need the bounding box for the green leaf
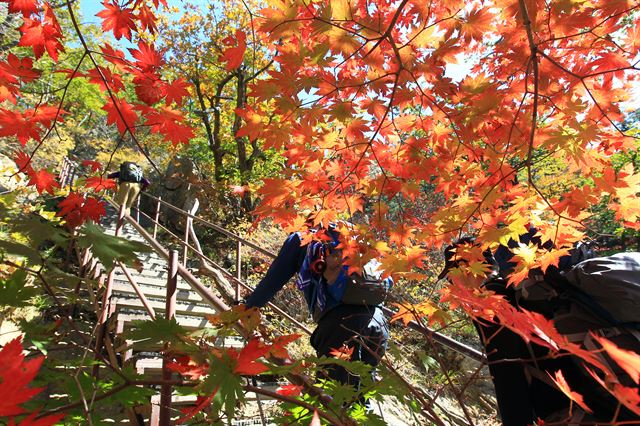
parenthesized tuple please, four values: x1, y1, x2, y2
(202, 352, 245, 420)
(125, 317, 187, 344)
(76, 222, 150, 270)
(0, 239, 41, 264)
(12, 215, 69, 246)
(109, 384, 155, 405)
(0, 269, 38, 307)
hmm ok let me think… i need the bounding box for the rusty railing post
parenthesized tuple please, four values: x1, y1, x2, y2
(153, 196, 162, 239)
(160, 249, 178, 425)
(93, 202, 125, 377)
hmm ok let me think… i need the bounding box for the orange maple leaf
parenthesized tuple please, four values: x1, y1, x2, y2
(548, 370, 592, 413)
(96, 1, 137, 41)
(329, 344, 354, 360)
(221, 30, 247, 71)
(593, 335, 640, 385)
(233, 338, 270, 375)
(390, 301, 440, 326)
(27, 168, 59, 195)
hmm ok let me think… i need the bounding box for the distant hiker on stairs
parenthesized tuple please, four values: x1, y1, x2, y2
(108, 162, 150, 216)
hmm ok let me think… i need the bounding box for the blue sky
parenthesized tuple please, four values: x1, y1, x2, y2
(79, 0, 208, 25)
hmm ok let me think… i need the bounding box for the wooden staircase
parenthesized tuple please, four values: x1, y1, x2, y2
(87, 204, 275, 425)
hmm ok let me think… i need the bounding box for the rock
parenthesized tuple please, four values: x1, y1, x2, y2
(153, 156, 200, 232)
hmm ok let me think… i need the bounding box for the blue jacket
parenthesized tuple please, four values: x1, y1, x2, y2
(245, 232, 347, 318)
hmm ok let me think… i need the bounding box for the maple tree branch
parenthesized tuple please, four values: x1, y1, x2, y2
(12, 51, 88, 176)
(400, 7, 463, 49)
(362, 0, 409, 60)
(518, 0, 540, 187)
(64, 0, 161, 176)
(538, 51, 636, 139)
(538, 5, 640, 46)
(243, 384, 351, 425)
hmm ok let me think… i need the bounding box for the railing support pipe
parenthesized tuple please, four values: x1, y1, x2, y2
(93, 203, 125, 377)
(235, 241, 242, 301)
(153, 196, 162, 239)
(160, 250, 179, 425)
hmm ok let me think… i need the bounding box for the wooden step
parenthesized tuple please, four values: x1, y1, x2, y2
(111, 281, 206, 304)
(110, 295, 219, 318)
(113, 312, 211, 331)
(111, 275, 194, 290)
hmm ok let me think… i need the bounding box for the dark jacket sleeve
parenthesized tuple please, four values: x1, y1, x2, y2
(107, 171, 119, 179)
(141, 177, 150, 190)
(245, 233, 306, 308)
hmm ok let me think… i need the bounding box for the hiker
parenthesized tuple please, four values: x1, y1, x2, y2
(243, 223, 391, 399)
(108, 162, 150, 216)
(440, 235, 639, 425)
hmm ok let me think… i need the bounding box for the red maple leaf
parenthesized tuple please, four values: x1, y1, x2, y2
(166, 355, 208, 380)
(96, 1, 137, 41)
(84, 176, 116, 192)
(129, 41, 163, 73)
(177, 388, 218, 424)
(103, 97, 138, 135)
(2, 0, 39, 16)
(0, 53, 40, 83)
(275, 384, 303, 397)
(84, 66, 125, 93)
(220, 30, 246, 71)
(161, 78, 190, 106)
(99, 44, 129, 70)
(0, 337, 45, 416)
(57, 193, 105, 228)
(136, 105, 193, 145)
(135, 4, 158, 34)
(233, 338, 270, 375)
(57, 192, 85, 218)
(81, 196, 106, 222)
(81, 160, 102, 172)
(0, 106, 63, 145)
(133, 73, 163, 105)
(18, 5, 65, 62)
(27, 168, 59, 195)
(14, 150, 33, 174)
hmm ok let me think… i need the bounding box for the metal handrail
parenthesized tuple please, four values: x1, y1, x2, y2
(133, 206, 313, 335)
(103, 200, 337, 422)
(136, 192, 486, 363)
(140, 192, 277, 258)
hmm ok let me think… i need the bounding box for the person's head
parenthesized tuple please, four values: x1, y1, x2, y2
(310, 225, 343, 274)
(325, 246, 343, 270)
(438, 236, 497, 281)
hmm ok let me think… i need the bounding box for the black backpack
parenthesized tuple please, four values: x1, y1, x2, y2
(119, 162, 143, 183)
(513, 252, 640, 421)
